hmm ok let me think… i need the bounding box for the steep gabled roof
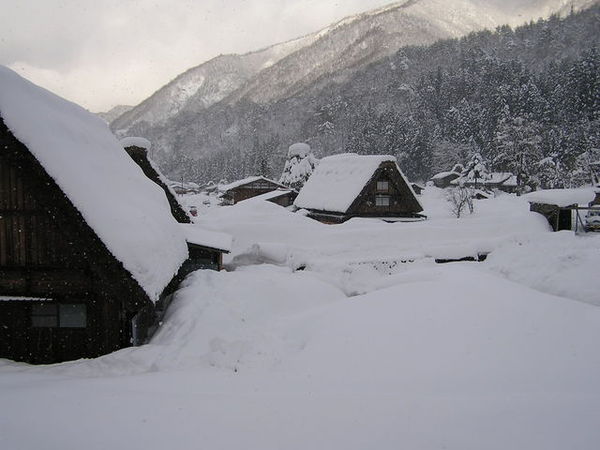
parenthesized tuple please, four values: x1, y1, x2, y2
(295, 153, 421, 213)
(0, 66, 188, 301)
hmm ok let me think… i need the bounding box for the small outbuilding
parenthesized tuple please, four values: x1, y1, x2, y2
(526, 188, 598, 232)
(431, 165, 463, 188)
(219, 176, 290, 205)
(294, 154, 424, 224)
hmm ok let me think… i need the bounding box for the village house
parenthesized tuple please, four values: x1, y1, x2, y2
(450, 171, 518, 193)
(431, 165, 463, 188)
(218, 176, 290, 205)
(0, 67, 229, 364)
(238, 188, 298, 207)
(294, 154, 424, 224)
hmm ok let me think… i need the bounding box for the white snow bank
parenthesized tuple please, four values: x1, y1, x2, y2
(197, 188, 548, 277)
(295, 153, 397, 213)
(119, 136, 151, 149)
(524, 188, 596, 207)
(1, 264, 599, 450)
(485, 231, 600, 306)
(0, 66, 187, 300)
(180, 224, 232, 252)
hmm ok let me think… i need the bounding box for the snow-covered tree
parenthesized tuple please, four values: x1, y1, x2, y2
(447, 187, 474, 218)
(279, 143, 319, 190)
(462, 149, 490, 184)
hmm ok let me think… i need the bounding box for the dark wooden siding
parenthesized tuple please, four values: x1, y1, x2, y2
(227, 179, 287, 204)
(348, 162, 423, 217)
(0, 120, 156, 364)
(0, 154, 86, 268)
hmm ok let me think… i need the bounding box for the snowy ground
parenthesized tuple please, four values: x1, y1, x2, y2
(2, 188, 600, 450)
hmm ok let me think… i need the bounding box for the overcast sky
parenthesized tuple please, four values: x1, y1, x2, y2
(1, 0, 398, 112)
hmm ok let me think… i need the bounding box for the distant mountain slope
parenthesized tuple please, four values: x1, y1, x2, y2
(111, 35, 317, 132)
(110, 0, 597, 182)
(97, 104, 132, 123)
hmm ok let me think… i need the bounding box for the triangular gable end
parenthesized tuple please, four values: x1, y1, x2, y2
(0, 120, 151, 311)
(346, 160, 423, 215)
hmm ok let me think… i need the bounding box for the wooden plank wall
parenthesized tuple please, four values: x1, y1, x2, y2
(0, 155, 71, 267)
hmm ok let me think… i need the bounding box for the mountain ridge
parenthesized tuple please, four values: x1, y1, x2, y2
(110, 0, 597, 182)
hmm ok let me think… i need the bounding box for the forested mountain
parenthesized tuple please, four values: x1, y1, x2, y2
(111, 35, 317, 132)
(113, 1, 599, 187)
(97, 105, 132, 123)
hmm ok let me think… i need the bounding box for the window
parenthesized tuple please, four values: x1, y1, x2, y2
(59, 304, 87, 328)
(377, 180, 389, 192)
(31, 304, 58, 327)
(31, 303, 87, 328)
(375, 195, 391, 207)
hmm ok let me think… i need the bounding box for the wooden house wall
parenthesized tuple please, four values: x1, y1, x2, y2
(267, 192, 297, 207)
(347, 162, 422, 218)
(0, 121, 153, 364)
(230, 180, 286, 204)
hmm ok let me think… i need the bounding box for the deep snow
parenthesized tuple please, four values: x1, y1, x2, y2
(1, 187, 600, 450)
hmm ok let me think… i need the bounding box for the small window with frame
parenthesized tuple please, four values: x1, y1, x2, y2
(375, 195, 391, 207)
(31, 303, 87, 328)
(376, 180, 389, 192)
(31, 303, 58, 327)
(59, 304, 87, 328)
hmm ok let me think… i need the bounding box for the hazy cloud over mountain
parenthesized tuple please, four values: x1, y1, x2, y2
(1, 0, 396, 111)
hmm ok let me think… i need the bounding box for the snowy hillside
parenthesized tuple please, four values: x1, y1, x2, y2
(109, 0, 597, 182)
(111, 35, 317, 132)
(2, 190, 600, 449)
(96, 104, 132, 123)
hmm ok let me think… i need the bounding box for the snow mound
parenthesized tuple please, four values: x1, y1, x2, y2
(0, 66, 187, 300)
(484, 231, 600, 306)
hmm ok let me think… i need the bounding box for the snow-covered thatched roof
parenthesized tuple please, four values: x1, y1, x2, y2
(0, 66, 188, 301)
(294, 153, 419, 213)
(525, 188, 597, 207)
(451, 172, 517, 187)
(432, 170, 460, 180)
(218, 176, 287, 192)
(179, 224, 232, 253)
